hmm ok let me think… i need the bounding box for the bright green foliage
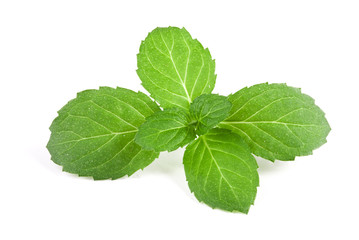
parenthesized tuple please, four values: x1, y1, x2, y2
(47, 87, 160, 180)
(135, 108, 196, 152)
(137, 27, 216, 110)
(190, 94, 232, 135)
(47, 27, 331, 213)
(183, 129, 259, 213)
(219, 83, 331, 161)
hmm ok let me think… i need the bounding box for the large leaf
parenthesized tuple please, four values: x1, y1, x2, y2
(183, 129, 259, 213)
(47, 87, 160, 180)
(190, 94, 232, 135)
(135, 108, 196, 152)
(219, 83, 331, 161)
(137, 27, 216, 110)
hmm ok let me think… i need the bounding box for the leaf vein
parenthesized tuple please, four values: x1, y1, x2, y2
(242, 96, 296, 121)
(89, 100, 137, 129)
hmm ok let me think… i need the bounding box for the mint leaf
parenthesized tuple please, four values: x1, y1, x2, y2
(183, 129, 259, 213)
(47, 87, 160, 180)
(135, 108, 196, 152)
(219, 83, 331, 161)
(190, 94, 232, 135)
(137, 27, 216, 110)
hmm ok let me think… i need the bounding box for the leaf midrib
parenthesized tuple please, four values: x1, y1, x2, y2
(221, 121, 323, 128)
(201, 137, 243, 205)
(159, 30, 192, 103)
(48, 130, 138, 147)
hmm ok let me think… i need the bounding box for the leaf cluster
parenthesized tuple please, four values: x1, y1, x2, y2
(47, 27, 330, 213)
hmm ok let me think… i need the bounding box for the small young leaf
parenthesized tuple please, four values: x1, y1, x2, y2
(137, 27, 216, 110)
(190, 94, 232, 135)
(135, 108, 196, 152)
(183, 129, 259, 213)
(47, 87, 160, 180)
(219, 83, 331, 161)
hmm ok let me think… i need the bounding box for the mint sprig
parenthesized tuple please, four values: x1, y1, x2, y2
(47, 27, 330, 213)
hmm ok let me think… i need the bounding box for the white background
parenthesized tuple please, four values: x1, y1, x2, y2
(1, 1, 358, 239)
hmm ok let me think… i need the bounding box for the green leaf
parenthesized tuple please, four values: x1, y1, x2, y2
(135, 108, 196, 152)
(219, 83, 331, 161)
(46, 87, 160, 180)
(190, 94, 232, 135)
(183, 129, 259, 213)
(137, 27, 216, 110)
